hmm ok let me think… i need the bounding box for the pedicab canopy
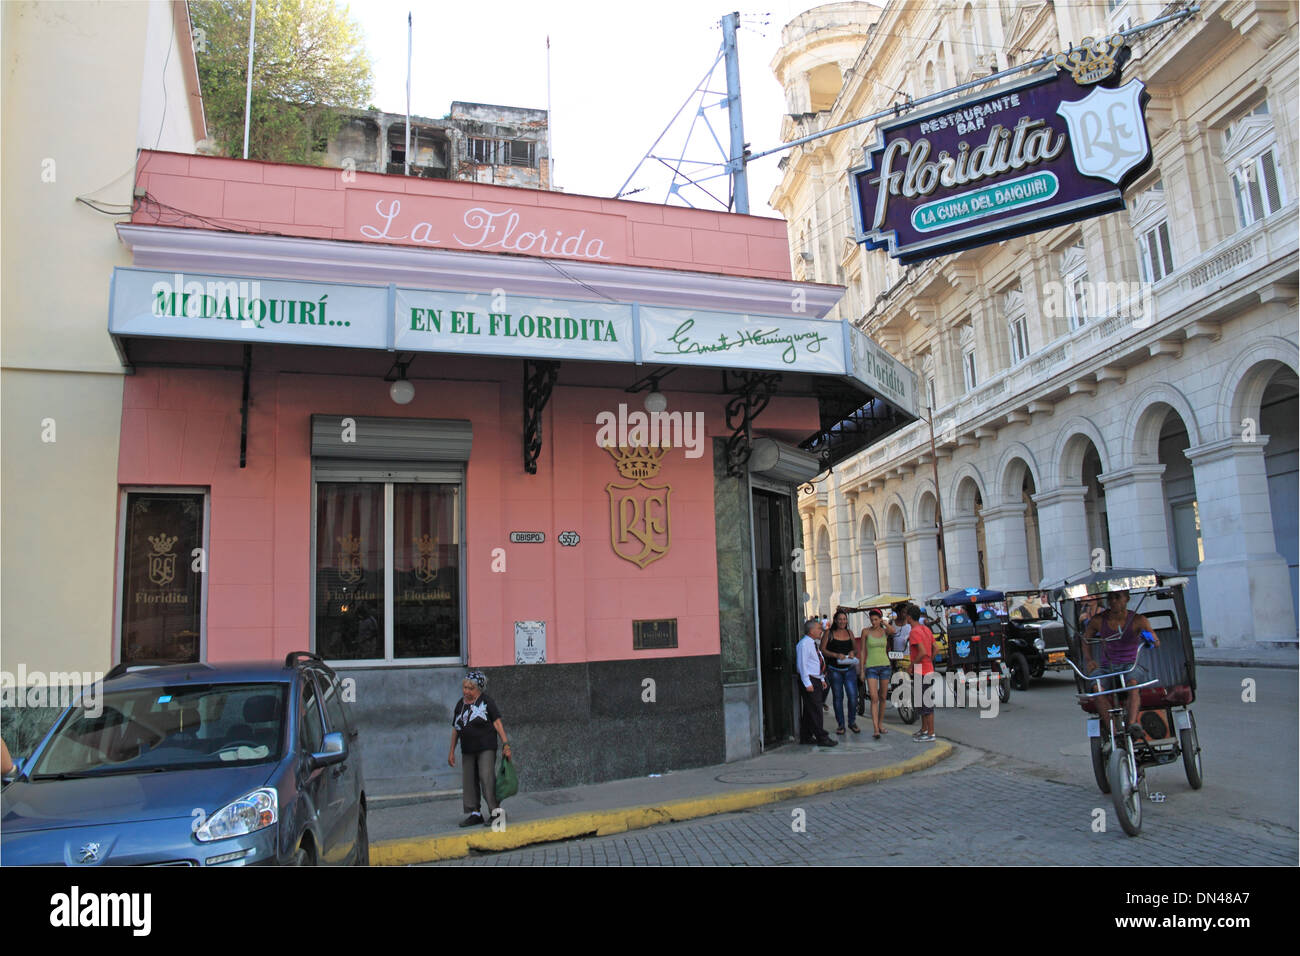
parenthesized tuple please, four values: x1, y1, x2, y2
(1050, 569, 1187, 602)
(929, 587, 1006, 607)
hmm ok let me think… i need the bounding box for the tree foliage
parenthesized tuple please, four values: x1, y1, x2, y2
(190, 0, 374, 164)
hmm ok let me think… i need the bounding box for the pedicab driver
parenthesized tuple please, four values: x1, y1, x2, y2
(1081, 590, 1159, 737)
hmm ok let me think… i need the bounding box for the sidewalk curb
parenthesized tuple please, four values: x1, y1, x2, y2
(371, 741, 954, 866)
(1199, 659, 1297, 670)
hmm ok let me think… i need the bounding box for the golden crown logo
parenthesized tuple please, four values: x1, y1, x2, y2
(413, 533, 437, 582)
(148, 533, 178, 555)
(336, 534, 364, 584)
(1054, 34, 1125, 85)
(602, 444, 668, 481)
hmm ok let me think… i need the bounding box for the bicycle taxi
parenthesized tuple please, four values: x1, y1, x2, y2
(1049, 569, 1203, 837)
(925, 588, 1012, 705)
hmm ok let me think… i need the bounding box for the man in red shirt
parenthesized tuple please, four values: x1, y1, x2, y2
(906, 604, 937, 742)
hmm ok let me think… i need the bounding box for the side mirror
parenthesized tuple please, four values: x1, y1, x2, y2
(311, 731, 347, 769)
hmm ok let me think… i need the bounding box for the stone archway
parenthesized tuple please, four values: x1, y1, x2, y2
(815, 523, 832, 620)
(859, 513, 881, 598)
(908, 490, 942, 598)
(878, 501, 908, 594)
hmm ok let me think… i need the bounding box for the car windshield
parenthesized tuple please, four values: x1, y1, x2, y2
(29, 682, 287, 779)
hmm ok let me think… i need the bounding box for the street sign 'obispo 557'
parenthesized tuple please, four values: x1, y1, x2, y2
(851, 35, 1153, 264)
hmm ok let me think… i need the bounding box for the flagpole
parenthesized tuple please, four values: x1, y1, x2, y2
(546, 35, 553, 188)
(242, 0, 257, 159)
(405, 11, 412, 176)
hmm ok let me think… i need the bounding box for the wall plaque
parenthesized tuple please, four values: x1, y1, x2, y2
(633, 618, 678, 650)
(514, 620, 546, 664)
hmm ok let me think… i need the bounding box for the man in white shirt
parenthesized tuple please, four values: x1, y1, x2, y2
(797, 618, 837, 747)
(892, 612, 911, 655)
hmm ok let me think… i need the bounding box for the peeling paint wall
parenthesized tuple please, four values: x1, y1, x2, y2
(326, 100, 549, 189)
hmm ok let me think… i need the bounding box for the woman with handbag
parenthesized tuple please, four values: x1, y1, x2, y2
(448, 670, 512, 827)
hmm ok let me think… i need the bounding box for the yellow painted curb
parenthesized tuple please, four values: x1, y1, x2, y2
(371, 741, 953, 866)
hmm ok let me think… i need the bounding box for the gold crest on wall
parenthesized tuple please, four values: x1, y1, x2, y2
(604, 445, 672, 569)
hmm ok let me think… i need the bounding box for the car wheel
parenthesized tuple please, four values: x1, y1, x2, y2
(1010, 653, 1031, 691)
(354, 804, 370, 866)
(1090, 734, 1111, 794)
(291, 838, 315, 866)
(1108, 743, 1142, 837)
(1181, 712, 1203, 791)
(1029, 658, 1045, 680)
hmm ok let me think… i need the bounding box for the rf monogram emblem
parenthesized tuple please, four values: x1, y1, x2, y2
(604, 445, 672, 569)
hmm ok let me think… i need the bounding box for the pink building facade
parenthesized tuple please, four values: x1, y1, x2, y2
(108, 151, 918, 792)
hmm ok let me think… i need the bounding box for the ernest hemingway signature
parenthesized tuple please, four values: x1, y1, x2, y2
(654, 318, 830, 365)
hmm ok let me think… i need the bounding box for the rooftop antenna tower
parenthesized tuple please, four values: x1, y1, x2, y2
(616, 11, 750, 213)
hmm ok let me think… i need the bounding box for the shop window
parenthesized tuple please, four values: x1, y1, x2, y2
(314, 481, 462, 663)
(310, 415, 470, 665)
(117, 490, 207, 664)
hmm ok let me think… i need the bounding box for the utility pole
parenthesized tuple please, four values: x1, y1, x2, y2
(242, 0, 256, 159)
(721, 12, 748, 214)
(928, 406, 949, 592)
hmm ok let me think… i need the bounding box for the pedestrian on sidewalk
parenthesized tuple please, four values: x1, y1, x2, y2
(797, 618, 837, 747)
(448, 670, 512, 827)
(906, 605, 937, 742)
(821, 610, 861, 735)
(860, 609, 892, 738)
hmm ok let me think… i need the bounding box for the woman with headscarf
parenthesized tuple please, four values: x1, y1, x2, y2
(448, 670, 512, 827)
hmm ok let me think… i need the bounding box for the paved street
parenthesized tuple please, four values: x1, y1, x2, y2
(435, 666, 1298, 865)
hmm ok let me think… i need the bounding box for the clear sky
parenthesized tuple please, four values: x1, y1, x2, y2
(346, 0, 861, 219)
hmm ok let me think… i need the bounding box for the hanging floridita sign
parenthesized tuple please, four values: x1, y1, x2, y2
(851, 35, 1153, 264)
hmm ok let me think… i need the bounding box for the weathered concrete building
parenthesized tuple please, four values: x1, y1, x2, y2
(771, 0, 1298, 649)
(324, 101, 550, 189)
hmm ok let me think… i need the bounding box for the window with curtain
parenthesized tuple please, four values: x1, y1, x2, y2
(119, 490, 206, 664)
(314, 482, 461, 662)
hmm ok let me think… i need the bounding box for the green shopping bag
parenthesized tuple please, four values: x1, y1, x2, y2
(495, 752, 518, 801)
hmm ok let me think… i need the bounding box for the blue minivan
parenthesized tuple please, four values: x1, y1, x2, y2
(1, 653, 367, 866)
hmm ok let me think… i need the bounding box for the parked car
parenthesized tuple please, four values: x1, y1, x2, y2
(1, 652, 367, 866)
(1002, 590, 1071, 689)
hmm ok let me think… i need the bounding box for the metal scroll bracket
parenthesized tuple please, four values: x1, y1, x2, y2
(723, 369, 781, 477)
(239, 345, 251, 469)
(523, 360, 560, 475)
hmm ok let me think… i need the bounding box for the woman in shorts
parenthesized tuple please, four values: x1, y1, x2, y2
(860, 609, 893, 739)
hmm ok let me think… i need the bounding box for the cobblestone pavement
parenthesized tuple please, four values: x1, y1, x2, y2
(435, 750, 1298, 866)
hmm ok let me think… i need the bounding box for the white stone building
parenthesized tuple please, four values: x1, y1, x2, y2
(770, 0, 1298, 648)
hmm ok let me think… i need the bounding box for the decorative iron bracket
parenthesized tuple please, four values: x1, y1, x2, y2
(723, 370, 781, 477)
(523, 360, 560, 474)
(239, 345, 251, 469)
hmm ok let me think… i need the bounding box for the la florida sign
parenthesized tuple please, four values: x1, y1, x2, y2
(851, 36, 1152, 263)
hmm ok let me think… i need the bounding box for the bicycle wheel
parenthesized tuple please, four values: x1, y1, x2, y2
(1108, 742, 1142, 837)
(1181, 711, 1203, 790)
(1090, 734, 1111, 794)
